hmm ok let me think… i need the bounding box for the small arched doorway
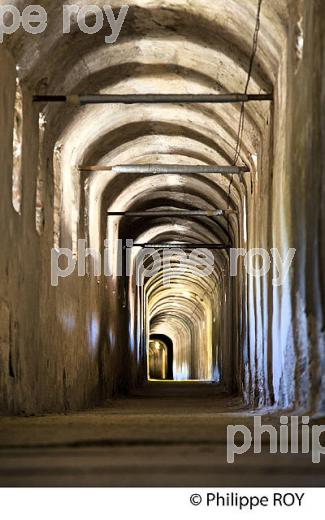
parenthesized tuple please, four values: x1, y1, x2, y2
(149, 335, 174, 380)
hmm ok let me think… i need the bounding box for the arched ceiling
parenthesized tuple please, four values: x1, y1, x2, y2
(6, 0, 288, 232)
(5, 0, 289, 376)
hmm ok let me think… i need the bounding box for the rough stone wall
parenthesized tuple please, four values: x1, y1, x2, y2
(230, 0, 325, 414)
(285, 0, 325, 414)
(249, 0, 325, 413)
(0, 48, 104, 414)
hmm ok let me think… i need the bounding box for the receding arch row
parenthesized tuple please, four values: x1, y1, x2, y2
(2, 0, 277, 399)
(9, 1, 287, 90)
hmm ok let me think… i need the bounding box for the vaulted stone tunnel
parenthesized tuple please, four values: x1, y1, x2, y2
(0, 0, 325, 486)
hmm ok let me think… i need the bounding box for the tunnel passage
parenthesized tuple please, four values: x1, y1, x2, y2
(148, 339, 169, 380)
(145, 247, 223, 382)
(149, 335, 173, 380)
(0, 0, 325, 420)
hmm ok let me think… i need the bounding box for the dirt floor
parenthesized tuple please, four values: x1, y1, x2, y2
(0, 382, 324, 486)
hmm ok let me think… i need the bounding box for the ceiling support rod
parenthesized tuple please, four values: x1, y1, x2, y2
(107, 210, 237, 217)
(33, 93, 273, 105)
(131, 243, 231, 250)
(79, 164, 249, 174)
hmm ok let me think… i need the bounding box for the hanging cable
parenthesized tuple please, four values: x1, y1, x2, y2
(227, 0, 263, 238)
(233, 0, 263, 166)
